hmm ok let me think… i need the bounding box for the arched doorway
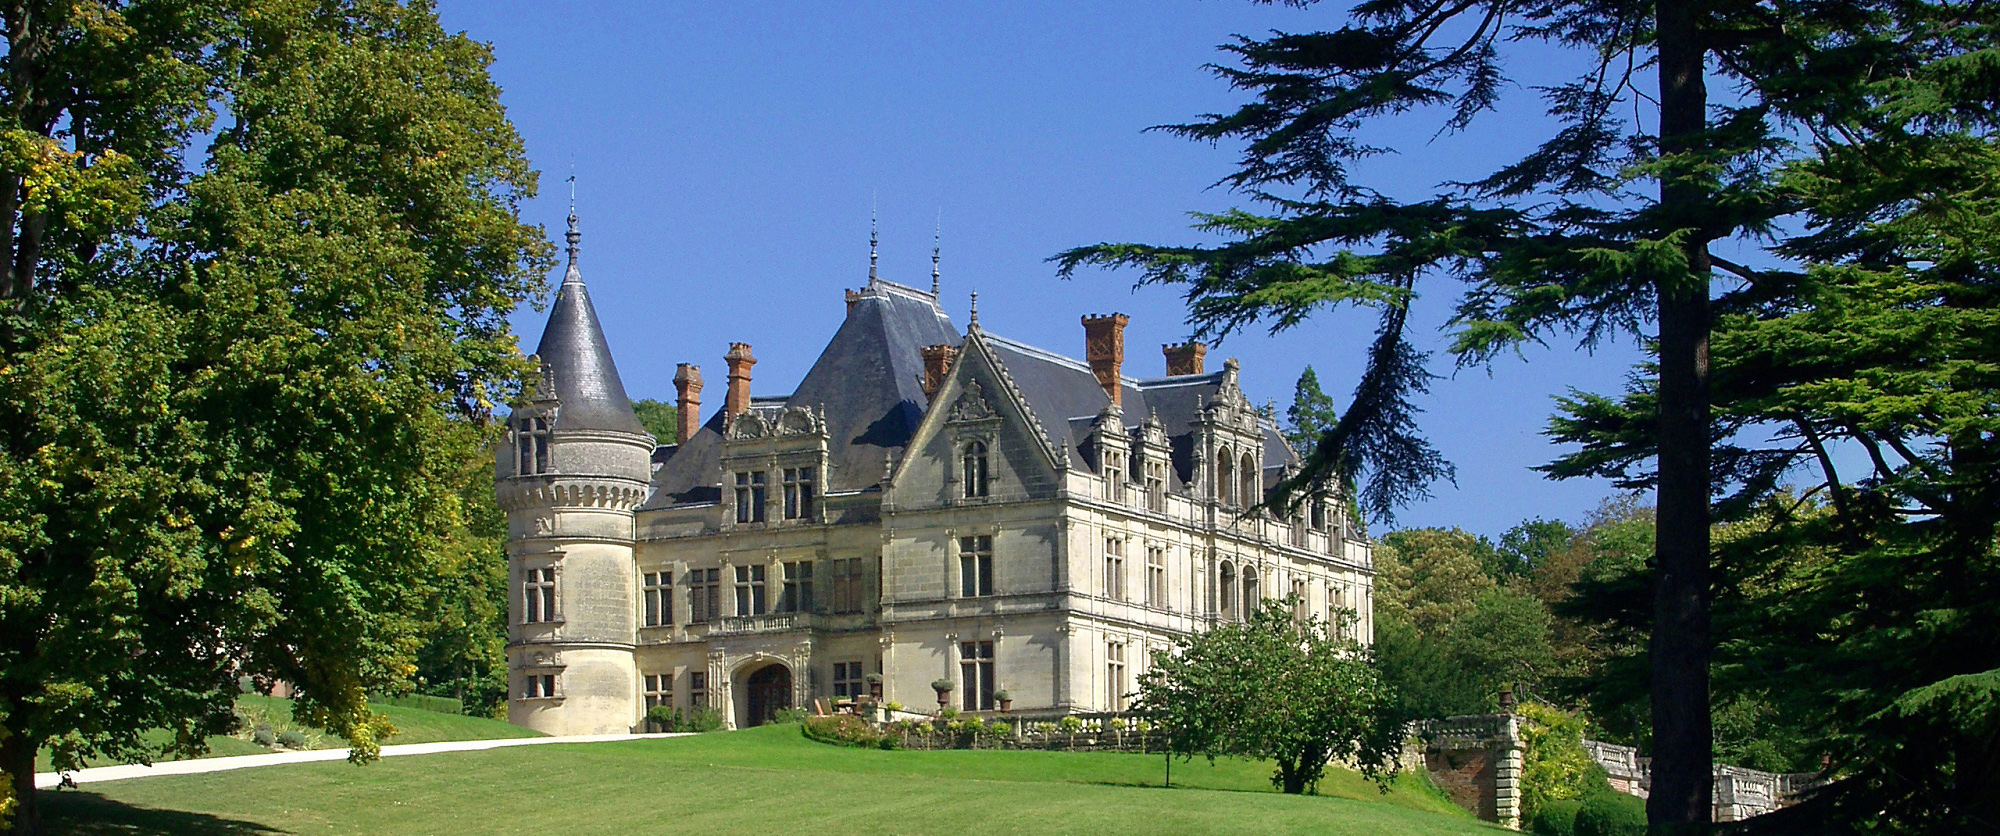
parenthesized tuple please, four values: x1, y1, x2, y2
(743, 663, 792, 727)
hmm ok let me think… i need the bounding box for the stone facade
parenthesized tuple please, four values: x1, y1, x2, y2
(498, 227, 1374, 733)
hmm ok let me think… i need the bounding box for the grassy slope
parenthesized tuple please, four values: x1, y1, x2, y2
(45, 724, 1493, 836)
(34, 695, 540, 772)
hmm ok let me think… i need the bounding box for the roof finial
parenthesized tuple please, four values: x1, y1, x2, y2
(931, 211, 942, 296)
(969, 290, 979, 330)
(868, 194, 879, 282)
(564, 165, 580, 276)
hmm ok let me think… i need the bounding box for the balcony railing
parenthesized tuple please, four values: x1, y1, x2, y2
(704, 611, 817, 636)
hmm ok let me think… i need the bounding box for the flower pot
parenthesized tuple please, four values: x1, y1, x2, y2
(998, 698, 1012, 713)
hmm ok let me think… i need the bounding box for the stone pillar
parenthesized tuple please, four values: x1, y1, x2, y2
(1496, 713, 1524, 831)
(674, 363, 703, 443)
(1163, 341, 1206, 376)
(1081, 313, 1129, 406)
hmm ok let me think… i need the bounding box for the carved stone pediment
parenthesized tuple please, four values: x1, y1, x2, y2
(949, 380, 998, 422)
(727, 405, 827, 440)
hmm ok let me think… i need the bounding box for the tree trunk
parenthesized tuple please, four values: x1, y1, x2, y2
(1, 726, 40, 836)
(1651, 2, 1715, 833)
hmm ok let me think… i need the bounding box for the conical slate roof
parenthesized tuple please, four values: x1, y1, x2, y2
(533, 211, 649, 437)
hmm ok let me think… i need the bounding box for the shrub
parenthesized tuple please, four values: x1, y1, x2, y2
(1057, 715, 1085, 733)
(370, 693, 464, 715)
(772, 707, 812, 725)
(1574, 791, 1646, 836)
(645, 704, 682, 732)
(987, 719, 1013, 737)
(277, 730, 308, 749)
(883, 700, 903, 712)
(803, 715, 898, 749)
(1518, 702, 1614, 820)
(681, 706, 726, 733)
(1528, 798, 1585, 836)
(252, 723, 277, 747)
(939, 706, 959, 720)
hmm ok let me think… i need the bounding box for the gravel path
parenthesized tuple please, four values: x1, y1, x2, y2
(34, 732, 690, 789)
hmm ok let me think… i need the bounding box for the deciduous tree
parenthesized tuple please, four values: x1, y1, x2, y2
(1135, 598, 1398, 794)
(0, 3, 548, 833)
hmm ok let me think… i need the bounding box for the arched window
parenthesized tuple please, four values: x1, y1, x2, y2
(1218, 561, 1236, 620)
(1240, 452, 1257, 508)
(1242, 566, 1260, 616)
(962, 440, 990, 498)
(1216, 447, 1235, 505)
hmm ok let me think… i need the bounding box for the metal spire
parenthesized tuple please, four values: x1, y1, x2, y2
(931, 213, 941, 296)
(969, 290, 979, 330)
(868, 194, 879, 282)
(563, 167, 580, 279)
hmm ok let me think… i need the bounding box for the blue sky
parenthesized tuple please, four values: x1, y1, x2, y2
(435, 1, 1652, 540)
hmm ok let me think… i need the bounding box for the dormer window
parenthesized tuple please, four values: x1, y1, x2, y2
(515, 416, 550, 475)
(783, 467, 816, 520)
(962, 441, 990, 498)
(735, 471, 767, 523)
(1216, 448, 1236, 505)
(1144, 460, 1167, 512)
(1104, 449, 1126, 500)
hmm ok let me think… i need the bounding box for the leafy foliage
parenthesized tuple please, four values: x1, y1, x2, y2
(1136, 599, 1398, 794)
(1516, 703, 1611, 821)
(1373, 528, 1556, 719)
(631, 398, 680, 444)
(0, 2, 548, 832)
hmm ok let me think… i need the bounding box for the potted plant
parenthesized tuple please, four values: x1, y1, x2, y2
(865, 672, 884, 701)
(930, 677, 955, 711)
(993, 689, 1012, 713)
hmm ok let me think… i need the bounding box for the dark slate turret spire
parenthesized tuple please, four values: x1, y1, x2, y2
(533, 209, 649, 436)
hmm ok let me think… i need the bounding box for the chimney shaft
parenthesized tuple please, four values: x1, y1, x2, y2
(724, 343, 757, 419)
(921, 344, 959, 400)
(1163, 341, 1207, 376)
(673, 363, 703, 443)
(1081, 313, 1130, 406)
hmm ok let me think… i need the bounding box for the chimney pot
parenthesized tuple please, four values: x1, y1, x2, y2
(1163, 341, 1207, 376)
(921, 344, 959, 400)
(1081, 313, 1130, 406)
(724, 343, 757, 419)
(673, 363, 703, 443)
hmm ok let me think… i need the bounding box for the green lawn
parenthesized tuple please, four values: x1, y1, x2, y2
(43, 724, 1496, 836)
(35, 695, 541, 773)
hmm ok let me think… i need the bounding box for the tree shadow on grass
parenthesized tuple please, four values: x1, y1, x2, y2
(41, 791, 288, 836)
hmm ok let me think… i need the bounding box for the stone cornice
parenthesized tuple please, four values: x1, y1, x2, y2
(497, 476, 650, 512)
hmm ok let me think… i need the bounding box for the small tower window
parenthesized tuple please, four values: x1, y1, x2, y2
(523, 566, 557, 624)
(515, 416, 550, 475)
(962, 441, 990, 498)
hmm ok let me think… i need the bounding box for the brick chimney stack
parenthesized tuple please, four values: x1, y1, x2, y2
(724, 343, 757, 419)
(673, 363, 703, 443)
(1081, 313, 1130, 406)
(1163, 341, 1207, 376)
(921, 344, 958, 400)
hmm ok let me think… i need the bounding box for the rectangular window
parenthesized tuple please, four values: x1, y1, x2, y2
(782, 467, 816, 520)
(959, 640, 995, 711)
(735, 564, 768, 616)
(642, 571, 673, 627)
(734, 470, 767, 523)
(688, 671, 707, 709)
(1104, 537, 1126, 601)
(643, 673, 672, 709)
(1144, 461, 1166, 512)
(832, 661, 864, 699)
(1146, 546, 1167, 608)
(781, 560, 815, 613)
(1292, 578, 1309, 621)
(1107, 641, 1127, 711)
(523, 672, 557, 699)
(515, 416, 550, 476)
(1104, 450, 1125, 500)
(830, 557, 865, 614)
(959, 535, 994, 597)
(523, 566, 556, 624)
(688, 568, 721, 623)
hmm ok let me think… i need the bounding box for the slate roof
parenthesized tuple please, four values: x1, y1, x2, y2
(534, 214, 648, 437)
(644, 280, 959, 507)
(640, 279, 1296, 509)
